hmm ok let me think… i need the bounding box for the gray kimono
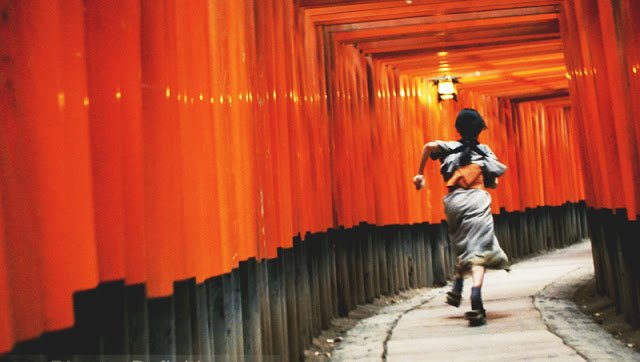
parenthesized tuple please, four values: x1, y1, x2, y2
(434, 140, 509, 273)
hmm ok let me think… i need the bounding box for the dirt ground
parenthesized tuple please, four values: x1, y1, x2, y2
(573, 278, 640, 353)
(303, 289, 425, 361)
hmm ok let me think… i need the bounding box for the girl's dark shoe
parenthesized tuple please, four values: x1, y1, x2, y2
(446, 291, 462, 307)
(464, 309, 486, 326)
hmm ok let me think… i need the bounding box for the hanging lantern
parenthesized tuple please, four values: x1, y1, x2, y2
(434, 76, 458, 102)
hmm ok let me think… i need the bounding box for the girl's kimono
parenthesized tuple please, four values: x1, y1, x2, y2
(433, 140, 510, 274)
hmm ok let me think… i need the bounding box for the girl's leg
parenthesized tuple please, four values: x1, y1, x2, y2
(470, 265, 486, 312)
(446, 271, 465, 307)
(452, 272, 464, 293)
(471, 265, 485, 287)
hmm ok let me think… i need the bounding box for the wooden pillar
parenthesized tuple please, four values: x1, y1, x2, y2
(240, 259, 262, 360)
(125, 284, 149, 361)
(354, 227, 366, 305)
(423, 224, 434, 287)
(307, 234, 322, 335)
(378, 228, 390, 295)
(148, 295, 175, 361)
(431, 225, 447, 287)
(174, 279, 194, 361)
(267, 258, 287, 361)
(294, 237, 312, 357)
(319, 233, 334, 329)
(327, 232, 339, 318)
(335, 228, 351, 317)
(258, 261, 273, 358)
(371, 225, 382, 297)
(282, 247, 298, 362)
(210, 277, 228, 360)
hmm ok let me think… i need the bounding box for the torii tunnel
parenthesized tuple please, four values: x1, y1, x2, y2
(1, 0, 639, 360)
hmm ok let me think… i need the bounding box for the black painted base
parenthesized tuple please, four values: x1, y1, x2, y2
(588, 208, 640, 327)
(2, 202, 587, 362)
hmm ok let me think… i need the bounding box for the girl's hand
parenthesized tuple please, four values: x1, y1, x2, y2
(413, 175, 425, 190)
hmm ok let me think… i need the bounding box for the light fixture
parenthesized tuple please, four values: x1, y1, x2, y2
(433, 75, 458, 102)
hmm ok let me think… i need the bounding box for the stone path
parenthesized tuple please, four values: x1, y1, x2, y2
(332, 241, 640, 361)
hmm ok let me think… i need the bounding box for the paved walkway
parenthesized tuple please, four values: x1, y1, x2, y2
(332, 241, 640, 361)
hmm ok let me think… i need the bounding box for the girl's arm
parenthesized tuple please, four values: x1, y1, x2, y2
(413, 141, 440, 190)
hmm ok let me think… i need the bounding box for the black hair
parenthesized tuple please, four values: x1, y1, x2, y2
(455, 108, 487, 140)
(455, 108, 487, 165)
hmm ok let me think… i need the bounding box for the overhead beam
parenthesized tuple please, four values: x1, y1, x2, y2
(379, 39, 563, 66)
(356, 24, 559, 54)
(306, 1, 561, 24)
(510, 91, 570, 102)
(328, 6, 559, 37)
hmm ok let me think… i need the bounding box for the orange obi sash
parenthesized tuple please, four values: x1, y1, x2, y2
(446, 163, 484, 190)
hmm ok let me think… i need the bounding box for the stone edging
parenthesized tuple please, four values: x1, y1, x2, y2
(534, 264, 640, 361)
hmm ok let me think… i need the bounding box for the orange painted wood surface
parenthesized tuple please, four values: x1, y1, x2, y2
(561, 0, 639, 218)
(2, 0, 633, 353)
